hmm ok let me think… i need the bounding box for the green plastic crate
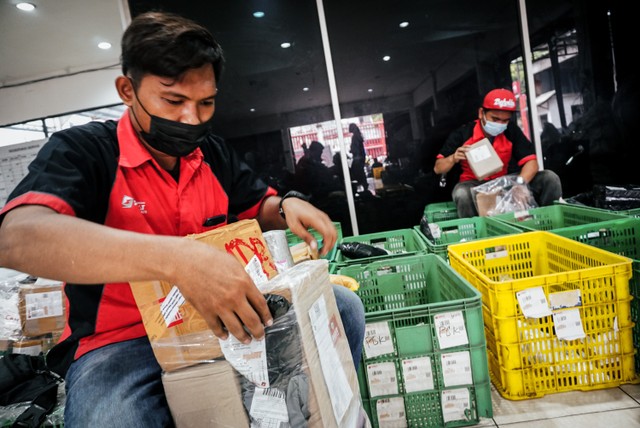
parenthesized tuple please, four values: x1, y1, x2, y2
(554, 200, 640, 218)
(413, 216, 522, 260)
(285, 221, 342, 260)
(490, 204, 627, 232)
(340, 254, 491, 426)
(333, 228, 428, 265)
(424, 201, 459, 223)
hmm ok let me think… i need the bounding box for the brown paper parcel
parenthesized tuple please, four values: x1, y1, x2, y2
(130, 219, 281, 372)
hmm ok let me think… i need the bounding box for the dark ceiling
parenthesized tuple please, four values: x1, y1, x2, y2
(127, 0, 573, 137)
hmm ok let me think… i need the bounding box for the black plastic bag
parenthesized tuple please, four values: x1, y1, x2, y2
(338, 242, 389, 259)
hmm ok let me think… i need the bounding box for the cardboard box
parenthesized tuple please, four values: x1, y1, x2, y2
(466, 138, 503, 180)
(165, 260, 368, 427)
(475, 189, 500, 216)
(162, 360, 250, 428)
(130, 219, 280, 372)
(18, 279, 65, 338)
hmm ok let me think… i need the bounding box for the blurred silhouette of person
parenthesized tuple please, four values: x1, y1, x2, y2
(294, 140, 342, 203)
(371, 157, 383, 169)
(349, 123, 368, 191)
(330, 152, 345, 183)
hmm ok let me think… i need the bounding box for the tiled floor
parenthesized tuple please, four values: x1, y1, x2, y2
(477, 382, 640, 427)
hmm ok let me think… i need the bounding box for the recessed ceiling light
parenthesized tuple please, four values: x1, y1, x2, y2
(280, 42, 292, 49)
(98, 42, 112, 50)
(303, 87, 309, 92)
(250, 108, 256, 112)
(368, 88, 373, 93)
(16, 2, 36, 11)
(399, 22, 409, 28)
(382, 56, 391, 61)
(253, 11, 265, 18)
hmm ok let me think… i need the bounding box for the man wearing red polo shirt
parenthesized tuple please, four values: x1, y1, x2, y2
(0, 12, 365, 427)
(434, 88, 562, 217)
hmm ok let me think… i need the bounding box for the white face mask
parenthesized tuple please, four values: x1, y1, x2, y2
(482, 114, 508, 136)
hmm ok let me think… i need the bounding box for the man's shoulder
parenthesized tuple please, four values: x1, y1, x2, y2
(51, 120, 118, 146)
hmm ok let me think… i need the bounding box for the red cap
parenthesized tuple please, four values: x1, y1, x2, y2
(482, 89, 517, 111)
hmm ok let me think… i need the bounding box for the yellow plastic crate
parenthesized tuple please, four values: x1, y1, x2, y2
(447, 231, 637, 399)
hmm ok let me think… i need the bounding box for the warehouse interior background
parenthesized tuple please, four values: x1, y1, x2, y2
(0, 0, 637, 237)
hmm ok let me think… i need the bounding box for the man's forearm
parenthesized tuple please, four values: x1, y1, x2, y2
(0, 205, 192, 284)
(434, 155, 456, 174)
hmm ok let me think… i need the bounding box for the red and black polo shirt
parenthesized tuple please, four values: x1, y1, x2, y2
(0, 112, 276, 375)
(437, 119, 537, 182)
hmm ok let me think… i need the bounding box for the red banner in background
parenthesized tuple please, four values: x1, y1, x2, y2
(512, 81, 530, 140)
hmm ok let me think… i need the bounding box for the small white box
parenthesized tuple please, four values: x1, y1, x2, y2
(466, 138, 503, 180)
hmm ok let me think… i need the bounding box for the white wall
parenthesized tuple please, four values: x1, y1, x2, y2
(0, 68, 122, 127)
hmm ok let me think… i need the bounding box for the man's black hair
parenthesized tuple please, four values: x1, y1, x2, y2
(121, 11, 224, 87)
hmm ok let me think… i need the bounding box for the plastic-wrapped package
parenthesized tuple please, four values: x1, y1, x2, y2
(161, 260, 370, 428)
(337, 242, 389, 259)
(592, 184, 640, 210)
(471, 174, 538, 216)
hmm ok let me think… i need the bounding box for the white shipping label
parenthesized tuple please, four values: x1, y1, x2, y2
(220, 336, 269, 388)
(516, 287, 552, 318)
(553, 308, 586, 341)
(435, 311, 469, 349)
(245, 255, 269, 288)
(24, 291, 63, 320)
(376, 397, 407, 428)
(402, 357, 434, 393)
(367, 362, 399, 397)
(309, 295, 353, 424)
(441, 351, 473, 387)
(549, 289, 582, 310)
(364, 321, 394, 359)
(249, 387, 289, 426)
(485, 245, 508, 260)
(160, 286, 185, 327)
(442, 388, 471, 423)
(468, 145, 492, 162)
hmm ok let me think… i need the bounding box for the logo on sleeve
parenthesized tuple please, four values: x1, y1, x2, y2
(121, 195, 147, 214)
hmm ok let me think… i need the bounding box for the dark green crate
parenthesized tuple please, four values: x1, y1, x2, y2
(424, 201, 459, 223)
(554, 200, 640, 218)
(333, 228, 428, 265)
(549, 218, 640, 260)
(490, 204, 627, 232)
(285, 221, 342, 261)
(413, 216, 522, 260)
(363, 382, 492, 428)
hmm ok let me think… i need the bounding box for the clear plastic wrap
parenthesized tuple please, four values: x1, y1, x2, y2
(161, 260, 370, 427)
(471, 174, 538, 216)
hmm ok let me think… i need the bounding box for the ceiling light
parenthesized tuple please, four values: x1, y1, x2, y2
(367, 89, 373, 93)
(399, 22, 409, 28)
(98, 42, 112, 50)
(382, 56, 391, 61)
(250, 108, 256, 112)
(253, 11, 265, 18)
(16, 2, 36, 11)
(303, 87, 309, 92)
(280, 42, 292, 49)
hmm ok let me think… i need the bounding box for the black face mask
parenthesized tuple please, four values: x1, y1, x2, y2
(130, 82, 211, 157)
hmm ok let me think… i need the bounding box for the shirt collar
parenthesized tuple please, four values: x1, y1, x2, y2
(116, 109, 204, 168)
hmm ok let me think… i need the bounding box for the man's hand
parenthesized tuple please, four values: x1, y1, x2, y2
(280, 197, 337, 257)
(171, 240, 273, 344)
(451, 146, 469, 164)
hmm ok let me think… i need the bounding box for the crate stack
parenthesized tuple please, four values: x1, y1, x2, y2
(334, 254, 492, 427)
(447, 231, 637, 400)
(489, 204, 640, 375)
